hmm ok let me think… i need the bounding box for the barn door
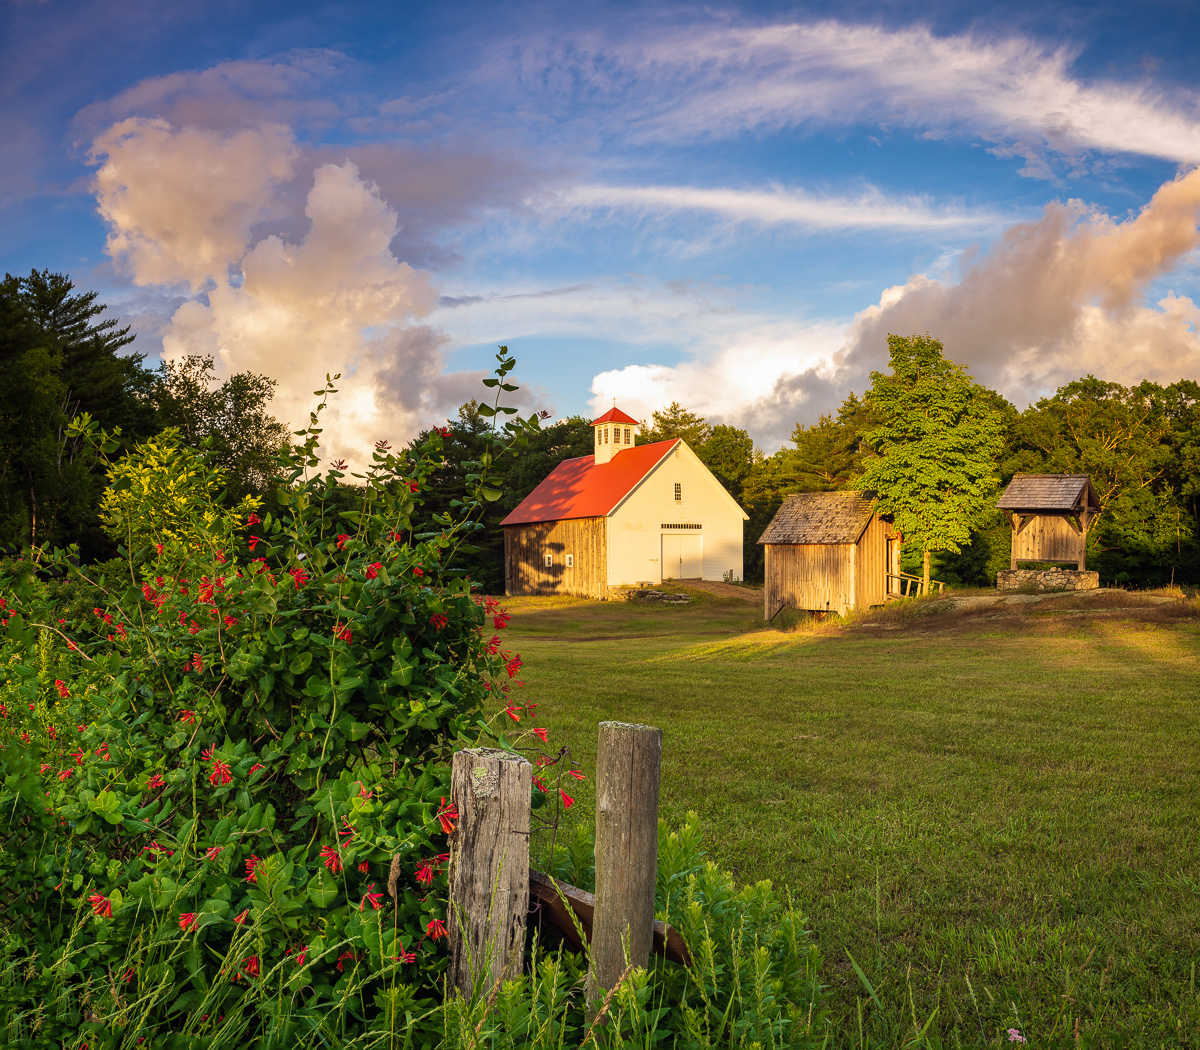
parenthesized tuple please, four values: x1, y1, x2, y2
(662, 534, 702, 579)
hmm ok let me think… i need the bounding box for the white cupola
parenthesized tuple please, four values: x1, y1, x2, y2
(591, 406, 640, 465)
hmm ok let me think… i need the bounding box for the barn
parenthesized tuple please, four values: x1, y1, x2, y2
(501, 407, 748, 598)
(758, 491, 900, 619)
(997, 473, 1101, 571)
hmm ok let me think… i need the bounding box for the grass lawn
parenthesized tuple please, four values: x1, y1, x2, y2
(503, 587, 1200, 1048)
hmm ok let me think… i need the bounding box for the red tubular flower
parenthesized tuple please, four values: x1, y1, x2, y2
(415, 861, 434, 886)
(335, 624, 352, 642)
(247, 536, 261, 551)
(493, 612, 510, 630)
(394, 943, 416, 963)
(430, 613, 448, 632)
(505, 654, 523, 678)
(338, 818, 357, 842)
(358, 860, 369, 874)
(436, 797, 459, 835)
(365, 562, 381, 580)
(233, 908, 249, 924)
(560, 789, 575, 809)
(360, 882, 383, 911)
(320, 845, 342, 874)
(54, 679, 69, 698)
(336, 950, 357, 972)
(485, 635, 501, 655)
(88, 893, 112, 918)
(70, 748, 85, 764)
(205, 846, 222, 860)
(407, 481, 419, 493)
(39, 763, 51, 774)
(146, 773, 166, 789)
(245, 856, 260, 883)
(567, 769, 586, 780)
(192, 653, 204, 673)
(336, 534, 350, 550)
(223, 615, 238, 627)
(179, 912, 198, 931)
(242, 955, 259, 978)
(504, 704, 522, 722)
(179, 710, 196, 724)
(412, 566, 424, 577)
(290, 568, 308, 590)
(208, 759, 232, 787)
(58, 767, 74, 781)
(295, 945, 308, 966)
(142, 840, 174, 857)
(246, 512, 261, 526)
(532, 727, 548, 743)
(248, 762, 264, 777)
(425, 918, 447, 940)
(533, 776, 547, 792)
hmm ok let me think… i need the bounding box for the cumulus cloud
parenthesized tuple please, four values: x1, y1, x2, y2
(577, 170, 1200, 451)
(842, 166, 1200, 400)
(511, 20, 1200, 171)
(92, 119, 299, 291)
(92, 116, 483, 462)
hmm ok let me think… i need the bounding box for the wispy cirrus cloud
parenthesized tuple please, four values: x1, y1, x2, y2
(507, 19, 1200, 172)
(558, 182, 1012, 233)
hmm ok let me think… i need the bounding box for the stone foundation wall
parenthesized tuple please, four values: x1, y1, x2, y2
(996, 568, 1100, 592)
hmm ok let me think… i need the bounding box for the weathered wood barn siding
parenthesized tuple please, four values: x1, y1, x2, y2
(1010, 515, 1085, 567)
(764, 542, 855, 618)
(504, 518, 608, 599)
(854, 513, 895, 609)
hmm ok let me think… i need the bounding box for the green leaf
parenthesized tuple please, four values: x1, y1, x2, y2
(307, 870, 339, 907)
(289, 651, 314, 675)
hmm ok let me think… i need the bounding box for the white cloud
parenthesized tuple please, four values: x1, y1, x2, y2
(91, 115, 482, 463)
(512, 19, 1200, 169)
(559, 181, 1011, 232)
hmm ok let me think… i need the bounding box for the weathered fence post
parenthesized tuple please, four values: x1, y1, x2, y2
(586, 721, 662, 1012)
(447, 747, 532, 1001)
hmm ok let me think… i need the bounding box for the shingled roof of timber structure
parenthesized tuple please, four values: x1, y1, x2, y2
(499, 440, 679, 526)
(996, 474, 1098, 512)
(757, 491, 878, 545)
(590, 407, 640, 426)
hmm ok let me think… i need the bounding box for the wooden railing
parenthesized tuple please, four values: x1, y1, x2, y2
(886, 571, 946, 598)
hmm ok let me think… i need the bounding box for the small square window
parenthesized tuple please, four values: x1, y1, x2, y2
(674, 482, 682, 502)
(566, 554, 574, 567)
(544, 554, 553, 567)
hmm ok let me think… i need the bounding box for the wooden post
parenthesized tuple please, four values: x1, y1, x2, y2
(586, 721, 662, 1012)
(447, 748, 532, 1001)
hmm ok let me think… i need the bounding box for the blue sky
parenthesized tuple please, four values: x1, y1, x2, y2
(3, 0, 1200, 460)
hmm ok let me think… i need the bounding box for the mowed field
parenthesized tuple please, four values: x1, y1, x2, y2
(503, 586, 1200, 1048)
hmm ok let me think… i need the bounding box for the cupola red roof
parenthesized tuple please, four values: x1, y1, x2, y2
(590, 407, 640, 426)
(500, 440, 679, 525)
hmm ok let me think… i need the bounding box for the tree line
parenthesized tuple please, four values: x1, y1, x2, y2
(4, 271, 1197, 588)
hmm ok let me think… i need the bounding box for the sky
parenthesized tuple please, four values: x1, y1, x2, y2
(3, 0, 1200, 462)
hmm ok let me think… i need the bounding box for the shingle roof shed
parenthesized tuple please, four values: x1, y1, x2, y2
(996, 474, 1099, 513)
(757, 491, 878, 545)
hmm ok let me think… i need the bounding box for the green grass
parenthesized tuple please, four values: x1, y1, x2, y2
(506, 590, 1200, 1047)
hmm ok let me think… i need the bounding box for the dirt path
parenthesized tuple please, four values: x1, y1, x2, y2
(670, 579, 764, 604)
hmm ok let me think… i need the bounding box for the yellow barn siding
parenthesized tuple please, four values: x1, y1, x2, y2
(854, 515, 896, 609)
(1011, 515, 1086, 569)
(504, 518, 608, 599)
(607, 441, 745, 586)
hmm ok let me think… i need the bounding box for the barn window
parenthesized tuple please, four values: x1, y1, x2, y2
(544, 554, 553, 567)
(674, 483, 682, 502)
(595, 427, 601, 445)
(624, 427, 631, 444)
(604, 426, 609, 444)
(566, 554, 574, 567)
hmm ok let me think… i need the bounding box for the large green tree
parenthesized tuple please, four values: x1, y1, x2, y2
(1006, 376, 1198, 584)
(638, 401, 711, 448)
(860, 333, 1007, 590)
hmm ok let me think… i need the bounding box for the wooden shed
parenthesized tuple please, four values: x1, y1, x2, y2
(758, 491, 900, 619)
(997, 474, 1100, 570)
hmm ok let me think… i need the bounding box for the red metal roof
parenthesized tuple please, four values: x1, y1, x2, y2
(590, 407, 640, 426)
(500, 441, 678, 525)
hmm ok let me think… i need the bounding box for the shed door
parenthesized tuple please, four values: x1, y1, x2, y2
(662, 534, 702, 579)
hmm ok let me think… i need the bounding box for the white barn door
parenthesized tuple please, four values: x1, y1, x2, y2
(662, 533, 703, 579)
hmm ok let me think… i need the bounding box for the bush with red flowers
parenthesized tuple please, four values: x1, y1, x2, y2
(0, 350, 543, 1047)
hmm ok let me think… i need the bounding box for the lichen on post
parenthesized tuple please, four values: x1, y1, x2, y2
(586, 721, 663, 1014)
(446, 747, 532, 1001)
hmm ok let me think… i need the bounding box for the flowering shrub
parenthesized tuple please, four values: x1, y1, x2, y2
(0, 352, 545, 1046)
